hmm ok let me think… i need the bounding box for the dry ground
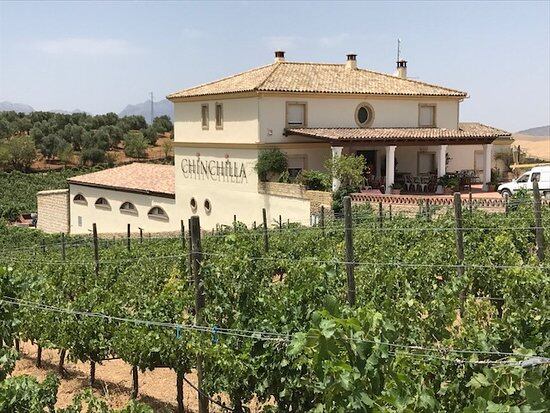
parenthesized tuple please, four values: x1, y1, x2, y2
(11, 341, 227, 412)
(513, 134, 550, 161)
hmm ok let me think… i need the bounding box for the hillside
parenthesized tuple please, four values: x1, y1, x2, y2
(512, 133, 550, 161)
(118, 99, 173, 123)
(0, 101, 34, 114)
(516, 125, 550, 137)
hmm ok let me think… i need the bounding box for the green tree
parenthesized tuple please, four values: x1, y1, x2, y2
(124, 131, 148, 158)
(118, 115, 147, 133)
(325, 154, 364, 188)
(40, 133, 67, 159)
(81, 147, 106, 165)
(142, 125, 159, 145)
(6, 135, 37, 171)
(0, 119, 11, 140)
(152, 115, 173, 134)
(29, 126, 45, 146)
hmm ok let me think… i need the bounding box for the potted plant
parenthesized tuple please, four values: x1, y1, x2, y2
(438, 174, 459, 194)
(255, 149, 288, 181)
(488, 168, 500, 192)
(390, 182, 403, 195)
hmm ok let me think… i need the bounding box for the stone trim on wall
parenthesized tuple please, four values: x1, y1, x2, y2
(37, 189, 70, 234)
(258, 182, 332, 214)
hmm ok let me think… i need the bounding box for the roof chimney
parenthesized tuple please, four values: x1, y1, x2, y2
(395, 60, 407, 79)
(274, 51, 285, 63)
(345, 54, 357, 70)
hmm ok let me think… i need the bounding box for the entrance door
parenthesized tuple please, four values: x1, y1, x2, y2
(356, 150, 376, 178)
(418, 152, 436, 174)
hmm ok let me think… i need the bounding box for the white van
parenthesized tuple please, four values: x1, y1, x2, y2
(498, 165, 550, 198)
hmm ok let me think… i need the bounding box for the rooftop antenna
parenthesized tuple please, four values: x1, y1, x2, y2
(397, 38, 402, 62)
(149, 92, 154, 124)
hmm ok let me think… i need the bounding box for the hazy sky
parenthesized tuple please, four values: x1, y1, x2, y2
(1, 1, 549, 132)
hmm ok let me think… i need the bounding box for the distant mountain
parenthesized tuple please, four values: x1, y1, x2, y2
(0, 101, 34, 114)
(50, 108, 88, 115)
(516, 125, 550, 138)
(118, 99, 173, 123)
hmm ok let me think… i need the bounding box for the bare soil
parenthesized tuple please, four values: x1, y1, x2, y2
(12, 341, 207, 412)
(513, 134, 550, 161)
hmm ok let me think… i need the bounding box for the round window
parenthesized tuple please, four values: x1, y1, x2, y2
(204, 199, 212, 213)
(355, 103, 374, 127)
(190, 197, 197, 211)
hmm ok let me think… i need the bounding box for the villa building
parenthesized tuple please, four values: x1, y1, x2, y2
(37, 51, 512, 234)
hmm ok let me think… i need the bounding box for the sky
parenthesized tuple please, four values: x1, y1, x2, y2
(0, 1, 549, 132)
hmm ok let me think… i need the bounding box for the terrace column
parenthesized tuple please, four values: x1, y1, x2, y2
(482, 143, 493, 191)
(331, 146, 343, 191)
(437, 145, 447, 177)
(385, 145, 396, 194)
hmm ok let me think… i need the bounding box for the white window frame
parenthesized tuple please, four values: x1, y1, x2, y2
(286, 102, 307, 128)
(73, 194, 87, 205)
(147, 206, 168, 220)
(215, 102, 223, 130)
(120, 201, 137, 215)
(418, 104, 437, 127)
(201, 104, 209, 130)
(94, 197, 110, 209)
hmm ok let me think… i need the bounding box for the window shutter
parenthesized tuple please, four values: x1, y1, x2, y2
(287, 104, 305, 126)
(419, 106, 434, 127)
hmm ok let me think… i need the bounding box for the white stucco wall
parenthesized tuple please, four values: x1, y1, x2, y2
(172, 94, 461, 146)
(173, 97, 259, 144)
(69, 184, 178, 235)
(258, 96, 460, 143)
(174, 145, 312, 229)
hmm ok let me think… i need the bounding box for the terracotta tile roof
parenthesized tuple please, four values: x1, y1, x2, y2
(167, 62, 467, 99)
(286, 122, 511, 144)
(68, 163, 175, 198)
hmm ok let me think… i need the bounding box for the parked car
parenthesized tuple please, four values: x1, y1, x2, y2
(497, 165, 550, 198)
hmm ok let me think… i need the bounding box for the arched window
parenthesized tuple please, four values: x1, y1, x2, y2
(94, 197, 110, 208)
(148, 206, 168, 220)
(73, 194, 87, 205)
(120, 202, 137, 214)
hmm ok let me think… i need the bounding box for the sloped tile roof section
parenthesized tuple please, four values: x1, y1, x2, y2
(68, 163, 175, 198)
(286, 123, 511, 145)
(167, 62, 467, 99)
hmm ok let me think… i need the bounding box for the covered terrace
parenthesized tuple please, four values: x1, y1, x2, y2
(286, 122, 511, 195)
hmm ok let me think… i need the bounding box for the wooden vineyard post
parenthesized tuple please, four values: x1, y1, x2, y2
(279, 215, 282, 231)
(41, 239, 46, 254)
(90, 361, 95, 387)
(343, 196, 356, 306)
(533, 180, 545, 262)
(378, 202, 383, 228)
(61, 232, 66, 260)
(36, 344, 42, 367)
(262, 208, 269, 253)
(177, 371, 185, 413)
(320, 205, 325, 236)
(253, 221, 256, 230)
(468, 190, 473, 214)
(389, 204, 392, 220)
(92, 223, 99, 277)
(233, 214, 237, 232)
(190, 216, 209, 413)
(131, 366, 139, 399)
(426, 200, 431, 221)
(59, 349, 66, 378)
(453, 193, 466, 314)
(139, 227, 143, 244)
(127, 223, 131, 252)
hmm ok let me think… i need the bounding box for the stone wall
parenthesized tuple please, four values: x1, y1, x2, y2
(258, 182, 332, 214)
(37, 189, 70, 234)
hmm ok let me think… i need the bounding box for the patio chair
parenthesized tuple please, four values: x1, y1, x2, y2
(412, 176, 422, 192)
(419, 176, 429, 192)
(404, 175, 413, 192)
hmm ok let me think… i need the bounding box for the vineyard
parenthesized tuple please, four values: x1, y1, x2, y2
(0, 167, 104, 221)
(0, 193, 549, 412)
